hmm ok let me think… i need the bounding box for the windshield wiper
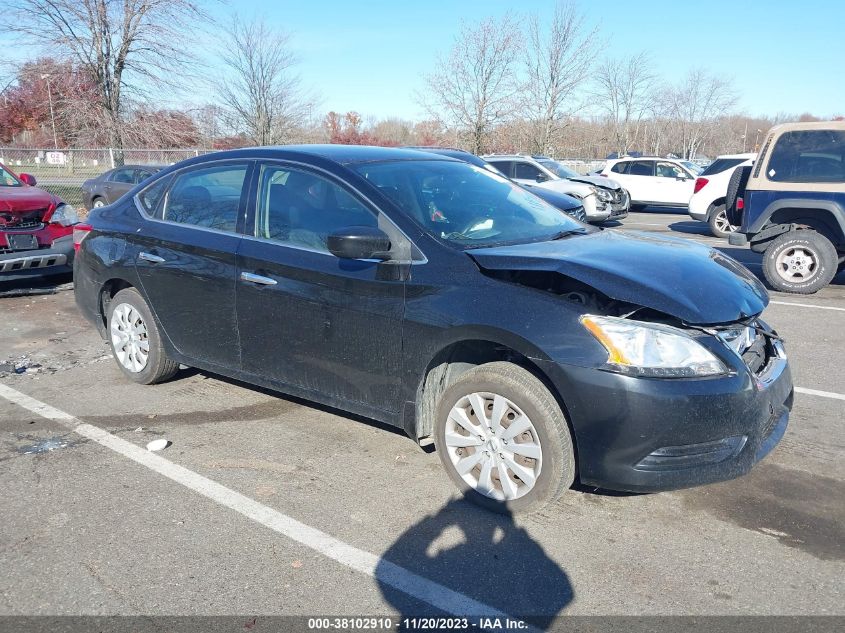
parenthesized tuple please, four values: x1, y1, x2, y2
(548, 229, 587, 241)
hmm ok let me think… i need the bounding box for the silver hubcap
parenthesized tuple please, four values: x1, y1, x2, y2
(444, 392, 542, 501)
(110, 303, 150, 372)
(93, 199, 105, 207)
(714, 210, 737, 234)
(775, 246, 818, 282)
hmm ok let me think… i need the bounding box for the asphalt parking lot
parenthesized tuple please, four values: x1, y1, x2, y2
(1, 210, 843, 625)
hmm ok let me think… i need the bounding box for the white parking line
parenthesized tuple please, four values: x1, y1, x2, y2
(795, 387, 845, 401)
(770, 300, 845, 312)
(0, 383, 507, 619)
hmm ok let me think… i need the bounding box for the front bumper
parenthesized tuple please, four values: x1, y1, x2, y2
(536, 345, 793, 492)
(0, 235, 74, 281)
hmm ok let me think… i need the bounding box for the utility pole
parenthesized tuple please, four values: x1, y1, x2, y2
(40, 74, 58, 149)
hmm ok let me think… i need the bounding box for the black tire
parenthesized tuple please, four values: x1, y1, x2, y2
(762, 230, 838, 294)
(92, 196, 106, 208)
(107, 287, 180, 384)
(434, 361, 575, 514)
(707, 204, 737, 238)
(725, 165, 751, 226)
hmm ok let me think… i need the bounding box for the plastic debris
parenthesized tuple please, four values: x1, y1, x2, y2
(146, 439, 171, 452)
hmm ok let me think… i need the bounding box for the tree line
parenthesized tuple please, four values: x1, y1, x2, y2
(0, 1, 839, 159)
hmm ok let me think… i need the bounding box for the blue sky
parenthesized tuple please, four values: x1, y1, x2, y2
(200, 0, 843, 120)
(3, 0, 842, 120)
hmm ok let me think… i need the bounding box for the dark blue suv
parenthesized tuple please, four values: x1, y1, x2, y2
(728, 122, 845, 293)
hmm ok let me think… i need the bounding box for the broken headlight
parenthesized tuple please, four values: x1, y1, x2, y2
(580, 315, 728, 378)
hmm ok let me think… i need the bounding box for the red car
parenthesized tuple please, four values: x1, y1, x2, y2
(1, 162, 78, 282)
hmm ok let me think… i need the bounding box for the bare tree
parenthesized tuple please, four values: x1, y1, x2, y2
(1, 0, 208, 149)
(215, 16, 315, 146)
(662, 69, 738, 158)
(521, 2, 597, 155)
(593, 52, 657, 156)
(419, 15, 522, 154)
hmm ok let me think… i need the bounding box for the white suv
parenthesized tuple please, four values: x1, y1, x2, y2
(484, 154, 629, 224)
(600, 157, 698, 209)
(688, 153, 756, 238)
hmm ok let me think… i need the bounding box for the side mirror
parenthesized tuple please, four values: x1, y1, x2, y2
(19, 173, 37, 186)
(535, 173, 548, 183)
(327, 226, 392, 260)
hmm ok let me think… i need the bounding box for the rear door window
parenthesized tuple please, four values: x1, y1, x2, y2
(513, 161, 543, 180)
(487, 160, 514, 178)
(161, 163, 249, 232)
(767, 130, 845, 183)
(628, 161, 655, 176)
(109, 168, 136, 183)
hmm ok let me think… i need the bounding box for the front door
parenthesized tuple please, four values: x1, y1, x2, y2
(236, 162, 407, 412)
(134, 160, 253, 369)
(654, 161, 696, 205)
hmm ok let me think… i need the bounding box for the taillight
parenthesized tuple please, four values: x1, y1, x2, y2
(736, 198, 744, 210)
(73, 223, 92, 251)
(693, 177, 709, 194)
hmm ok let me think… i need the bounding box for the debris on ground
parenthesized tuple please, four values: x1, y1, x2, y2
(146, 439, 171, 452)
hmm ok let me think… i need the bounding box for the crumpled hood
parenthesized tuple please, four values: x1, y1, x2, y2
(0, 186, 57, 214)
(468, 230, 768, 324)
(565, 174, 623, 190)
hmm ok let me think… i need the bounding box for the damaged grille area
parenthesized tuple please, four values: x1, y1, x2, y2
(0, 209, 48, 230)
(716, 323, 776, 375)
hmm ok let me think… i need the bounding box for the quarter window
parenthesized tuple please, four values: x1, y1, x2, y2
(161, 163, 248, 232)
(137, 176, 171, 217)
(767, 130, 845, 183)
(255, 165, 377, 253)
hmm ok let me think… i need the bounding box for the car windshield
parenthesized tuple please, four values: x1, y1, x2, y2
(352, 160, 584, 247)
(538, 159, 579, 179)
(0, 165, 22, 187)
(681, 161, 703, 175)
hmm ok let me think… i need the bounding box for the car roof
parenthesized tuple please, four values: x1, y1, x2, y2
(256, 144, 458, 165)
(714, 153, 756, 160)
(111, 164, 166, 170)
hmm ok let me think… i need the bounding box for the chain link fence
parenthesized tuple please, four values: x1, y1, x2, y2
(0, 148, 214, 209)
(1, 147, 638, 209)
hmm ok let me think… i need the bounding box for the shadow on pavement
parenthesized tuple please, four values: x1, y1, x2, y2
(0, 272, 73, 298)
(376, 498, 573, 629)
(667, 220, 712, 236)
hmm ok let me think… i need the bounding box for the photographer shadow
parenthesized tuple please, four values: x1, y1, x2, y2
(376, 498, 573, 630)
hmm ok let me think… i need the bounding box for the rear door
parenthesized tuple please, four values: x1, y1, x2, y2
(133, 160, 253, 369)
(104, 167, 137, 203)
(620, 160, 656, 202)
(236, 162, 409, 412)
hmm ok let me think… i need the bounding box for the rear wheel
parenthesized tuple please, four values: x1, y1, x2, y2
(92, 197, 106, 208)
(708, 205, 738, 238)
(107, 287, 179, 384)
(434, 362, 575, 514)
(762, 230, 838, 294)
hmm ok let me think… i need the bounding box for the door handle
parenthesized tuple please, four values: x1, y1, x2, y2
(138, 252, 165, 264)
(240, 271, 277, 286)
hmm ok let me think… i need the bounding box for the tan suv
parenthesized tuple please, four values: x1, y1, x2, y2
(727, 121, 845, 293)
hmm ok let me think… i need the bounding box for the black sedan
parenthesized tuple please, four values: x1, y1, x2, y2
(74, 146, 793, 513)
(81, 164, 164, 209)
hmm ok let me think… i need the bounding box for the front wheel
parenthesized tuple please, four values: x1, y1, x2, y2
(708, 205, 738, 238)
(107, 287, 180, 384)
(434, 362, 575, 514)
(762, 230, 838, 294)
